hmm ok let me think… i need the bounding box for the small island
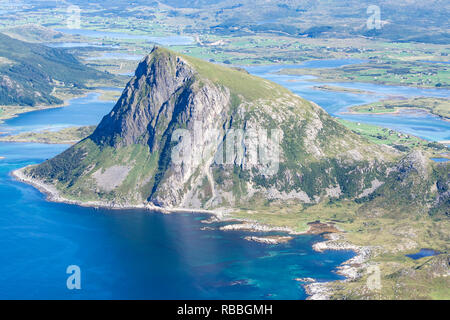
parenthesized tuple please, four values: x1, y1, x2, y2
(0, 126, 95, 144)
(346, 97, 449, 120)
(313, 85, 375, 95)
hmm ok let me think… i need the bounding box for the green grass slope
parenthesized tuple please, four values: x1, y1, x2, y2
(0, 33, 112, 106)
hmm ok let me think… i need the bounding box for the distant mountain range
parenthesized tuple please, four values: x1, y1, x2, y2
(40, 0, 450, 44)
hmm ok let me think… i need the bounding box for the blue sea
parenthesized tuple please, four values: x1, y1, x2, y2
(0, 92, 118, 135)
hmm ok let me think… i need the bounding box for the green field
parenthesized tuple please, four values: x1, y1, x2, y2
(337, 119, 449, 156)
(279, 59, 449, 88)
(348, 97, 450, 120)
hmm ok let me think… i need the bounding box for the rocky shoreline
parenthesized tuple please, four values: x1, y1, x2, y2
(12, 165, 367, 299)
(13, 166, 307, 238)
(0, 98, 72, 125)
(303, 232, 372, 300)
(11, 166, 226, 217)
(219, 222, 297, 234)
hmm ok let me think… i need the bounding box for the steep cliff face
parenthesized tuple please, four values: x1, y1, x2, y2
(28, 46, 406, 210)
(89, 48, 234, 207)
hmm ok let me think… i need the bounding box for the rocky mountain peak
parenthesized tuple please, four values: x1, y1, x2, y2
(91, 46, 196, 148)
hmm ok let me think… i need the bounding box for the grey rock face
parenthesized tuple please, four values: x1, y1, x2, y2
(151, 81, 232, 207)
(92, 47, 196, 149)
(90, 47, 234, 207)
(396, 150, 429, 181)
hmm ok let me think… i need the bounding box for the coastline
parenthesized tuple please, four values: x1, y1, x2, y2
(12, 164, 367, 300)
(11, 166, 227, 217)
(0, 102, 69, 125)
(303, 232, 373, 300)
(312, 85, 376, 95)
(0, 87, 120, 126)
(12, 165, 319, 235)
(342, 107, 450, 122)
(0, 125, 96, 145)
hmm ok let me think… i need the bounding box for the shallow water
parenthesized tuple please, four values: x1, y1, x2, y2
(45, 42, 118, 48)
(0, 86, 356, 299)
(0, 57, 447, 299)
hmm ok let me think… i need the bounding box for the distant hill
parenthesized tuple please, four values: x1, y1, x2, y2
(17, 0, 449, 43)
(0, 33, 111, 106)
(143, 0, 450, 43)
(1, 24, 67, 43)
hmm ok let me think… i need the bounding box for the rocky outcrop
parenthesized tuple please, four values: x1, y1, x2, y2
(396, 150, 429, 182)
(244, 236, 293, 244)
(357, 149, 449, 217)
(305, 233, 374, 300)
(91, 51, 198, 148)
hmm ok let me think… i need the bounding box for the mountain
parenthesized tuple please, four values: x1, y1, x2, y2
(23, 47, 448, 216)
(0, 33, 111, 106)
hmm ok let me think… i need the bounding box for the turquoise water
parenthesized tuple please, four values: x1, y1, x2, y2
(0, 143, 353, 299)
(0, 90, 356, 299)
